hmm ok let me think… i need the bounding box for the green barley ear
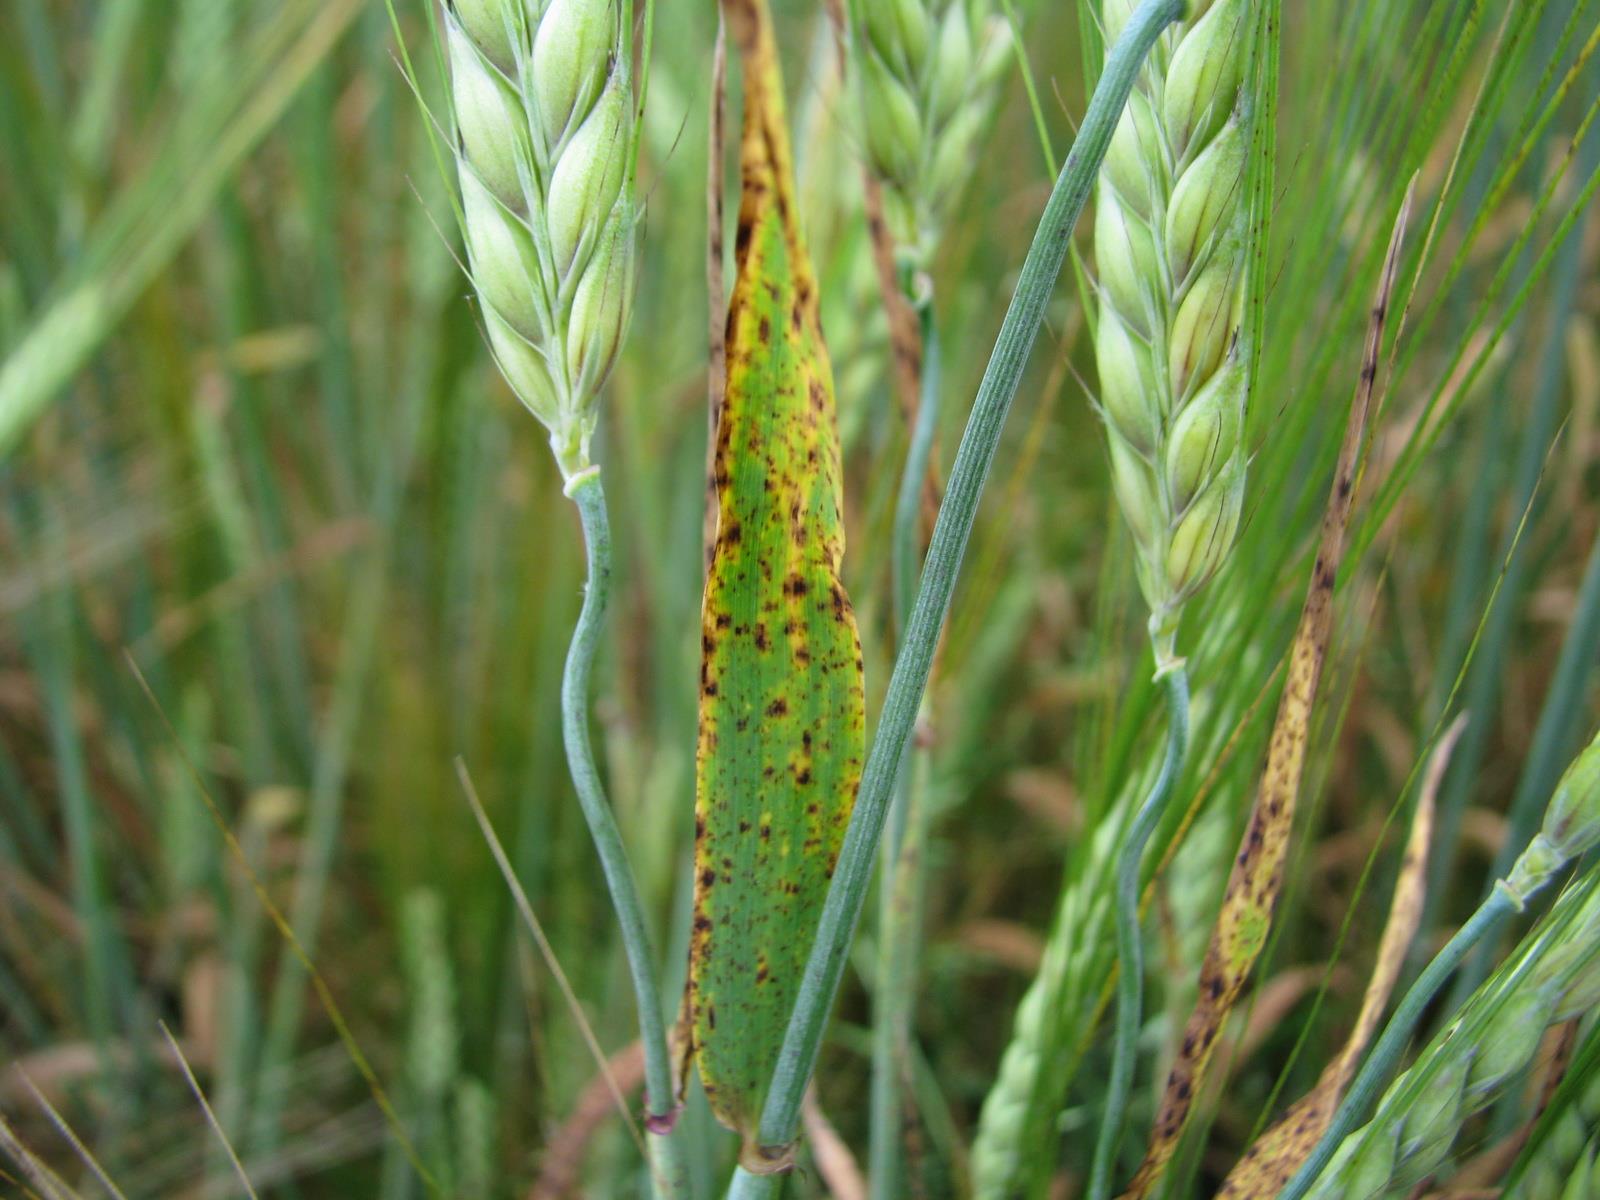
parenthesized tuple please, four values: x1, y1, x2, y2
(1502, 728, 1600, 907)
(446, 0, 637, 479)
(1281, 726, 1600, 1200)
(854, 0, 1012, 269)
(1510, 1035, 1600, 1199)
(400, 889, 460, 1101)
(1095, 0, 1250, 672)
(453, 1077, 496, 1200)
(1302, 868, 1600, 1199)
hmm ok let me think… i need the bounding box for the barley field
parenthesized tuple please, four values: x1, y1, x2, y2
(2, 2, 1599, 1199)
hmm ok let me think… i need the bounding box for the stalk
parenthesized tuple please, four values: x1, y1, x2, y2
(562, 468, 687, 1198)
(1087, 665, 1190, 1200)
(869, 298, 941, 1199)
(723, 3, 1188, 1193)
(893, 302, 942, 632)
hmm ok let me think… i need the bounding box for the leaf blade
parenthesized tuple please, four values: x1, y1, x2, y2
(689, 0, 866, 1156)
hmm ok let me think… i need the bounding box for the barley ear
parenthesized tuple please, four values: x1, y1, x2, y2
(1509, 1042, 1600, 1200)
(970, 821, 1118, 1198)
(854, 0, 1013, 269)
(1094, 0, 1251, 673)
(400, 889, 460, 1103)
(446, 0, 637, 479)
(1280, 727, 1600, 1200)
(1502, 728, 1600, 907)
(1300, 867, 1600, 1199)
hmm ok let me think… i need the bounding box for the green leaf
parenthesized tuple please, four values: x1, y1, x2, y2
(688, 0, 866, 1160)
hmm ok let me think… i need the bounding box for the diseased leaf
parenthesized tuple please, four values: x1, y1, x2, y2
(1217, 711, 1457, 1199)
(703, 14, 728, 571)
(688, 0, 867, 1156)
(1119, 184, 1415, 1200)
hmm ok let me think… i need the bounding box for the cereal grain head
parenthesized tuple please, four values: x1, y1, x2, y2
(855, 0, 1012, 268)
(1094, 0, 1250, 670)
(446, 0, 636, 478)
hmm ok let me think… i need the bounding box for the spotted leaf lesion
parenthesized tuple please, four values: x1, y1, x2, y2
(687, 0, 866, 1152)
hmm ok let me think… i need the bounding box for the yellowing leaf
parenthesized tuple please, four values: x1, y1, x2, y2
(687, 0, 866, 1157)
(1217, 713, 1454, 1199)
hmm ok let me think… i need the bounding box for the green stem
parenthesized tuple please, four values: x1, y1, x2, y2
(1276, 889, 1515, 1200)
(892, 299, 940, 634)
(1088, 665, 1191, 1200)
(870, 741, 933, 1200)
(724, 4, 1186, 1194)
(870, 297, 941, 1199)
(563, 468, 687, 1200)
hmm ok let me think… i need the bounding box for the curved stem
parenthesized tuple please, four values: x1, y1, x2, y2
(870, 297, 940, 1200)
(562, 469, 687, 1199)
(723, 4, 1187, 1194)
(1088, 665, 1191, 1200)
(1277, 889, 1514, 1200)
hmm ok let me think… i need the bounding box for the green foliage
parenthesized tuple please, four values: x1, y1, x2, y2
(2, 2, 1599, 1198)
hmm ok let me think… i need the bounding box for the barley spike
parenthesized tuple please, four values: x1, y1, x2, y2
(1502, 727, 1600, 908)
(1286, 732, 1600, 1200)
(1511, 1059, 1600, 1200)
(1299, 866, 1600, 1200)
(854, 0, 1013, 269)
(446, 0, 637, 479)
(970, 812, 1120, 1199)
(400, 889, 460, 1102)
(1096, 0, 1250, 672)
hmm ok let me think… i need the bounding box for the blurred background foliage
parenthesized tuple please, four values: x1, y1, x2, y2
(0, 1, 1597, 1197)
